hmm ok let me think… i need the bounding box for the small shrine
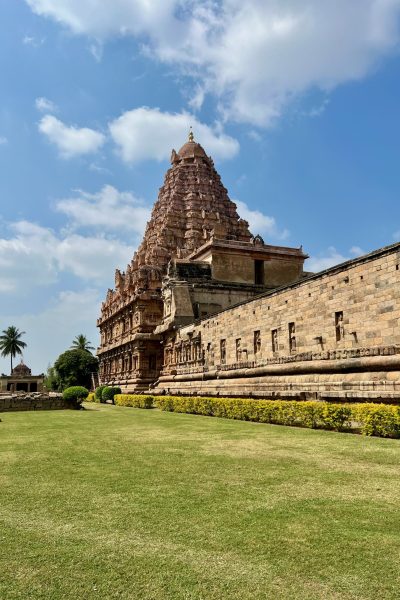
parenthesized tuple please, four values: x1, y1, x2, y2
(0, 361, 45, 393)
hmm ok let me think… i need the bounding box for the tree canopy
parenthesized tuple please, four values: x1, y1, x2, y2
(70, 334, 95, 352)
(53, 349, 98, 391)
(0, 326, 27, 374)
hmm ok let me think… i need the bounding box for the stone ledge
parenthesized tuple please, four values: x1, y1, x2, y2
(0, 393, 68, 412)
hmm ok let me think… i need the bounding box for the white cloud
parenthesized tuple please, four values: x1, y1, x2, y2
(302, 98, 330, 119)
(349, 246, 365, 257)
(234, 199, 289, 241)
(89, 42, 103, 62)
(35, 96, 58, 113)
(89, 162, 111, 174)
(26, 0, 400, 126)
(56, 185, 150, 234)
(0, 136, 8, 145)
(56, 234, 135, 282)
(0, 179, 151, 373)
(22, 35, 45, 47)
(306, 247, 356, 272)
(0, 216, 136, 293)
(38, 115, 105, 158)
(0, 221, 59, 292)
(0, 289, 101, 374)
(26, 0, 178, 38)
(109, 107, 239, 163)
(247, 130, 263, 143)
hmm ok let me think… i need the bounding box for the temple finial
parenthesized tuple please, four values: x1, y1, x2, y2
(188, 126, 194, 142)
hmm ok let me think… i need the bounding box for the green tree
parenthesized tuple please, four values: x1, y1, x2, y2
(54, 349, 98, 390)
(44, 364, 60, 391)
(70, 334, 95, 352)
(0, 326, 27, 374)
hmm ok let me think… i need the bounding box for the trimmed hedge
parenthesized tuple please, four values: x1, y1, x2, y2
(95, 385, 106, 402)
(62, 386, 89, 409)
(155, 396, 400, 438)
(97, 392, 400, 438)
(114, 394, 154, 409)
(354, 403, 400, 438)
(101, 386, 121, 404)
(156, 396, 354, 431)
(86, 392, 95, 402)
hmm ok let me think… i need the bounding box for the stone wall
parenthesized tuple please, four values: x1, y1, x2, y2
(156, 243, 400, 402)
(0, 393, 68, 412)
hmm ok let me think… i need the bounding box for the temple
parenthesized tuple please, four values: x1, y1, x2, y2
(97, 134, 400, 402)
(97, 133, 308, 391)
(0, 361, 45, 393)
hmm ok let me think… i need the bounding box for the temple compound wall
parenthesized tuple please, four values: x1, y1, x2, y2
(156, 243, 400, 402)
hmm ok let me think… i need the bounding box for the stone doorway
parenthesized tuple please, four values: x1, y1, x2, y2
(16, 382, 28, 392)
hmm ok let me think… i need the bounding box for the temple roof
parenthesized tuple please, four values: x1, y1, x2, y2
(177, 140, 208, 160)
(100, 132, 253, 314)
(12, 361, 31, 376)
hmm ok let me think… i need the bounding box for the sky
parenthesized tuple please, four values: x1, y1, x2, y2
(1, 0, 400, 374)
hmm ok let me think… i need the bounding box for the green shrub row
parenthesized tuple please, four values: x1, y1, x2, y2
(155, 396, 400, 438)
(90, 391, 400, 437)
(114, 394, 154, 409)
(89, 386, 122, 403)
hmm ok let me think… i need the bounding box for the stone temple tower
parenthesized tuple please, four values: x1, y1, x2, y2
(97, 132, 307, 391)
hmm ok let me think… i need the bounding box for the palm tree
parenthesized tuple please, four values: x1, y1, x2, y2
(70, 334, 95, 353)
(0, 326, 27, 374)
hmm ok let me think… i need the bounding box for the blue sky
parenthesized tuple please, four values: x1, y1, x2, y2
(1, 0, 400, 373)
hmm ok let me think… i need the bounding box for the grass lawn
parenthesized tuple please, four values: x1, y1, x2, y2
(0, 405, 399, 600)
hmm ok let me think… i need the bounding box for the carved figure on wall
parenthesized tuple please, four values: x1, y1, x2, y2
(220, 339, 226, 364)
(254, 331, 261, 355)
(272, 329, 278, 353)
(289, 323, 296, 352)
(236, 338, 241, 361)
(115, 269, 124, 292)
(335, 312, 345, 341)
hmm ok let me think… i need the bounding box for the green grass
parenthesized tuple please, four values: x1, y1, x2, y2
(0, 405, 399, 600)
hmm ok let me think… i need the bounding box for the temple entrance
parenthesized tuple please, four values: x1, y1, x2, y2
(30, 382, 38, 392)
(16, 382, 28, 392)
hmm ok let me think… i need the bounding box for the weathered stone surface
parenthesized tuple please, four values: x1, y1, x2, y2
(0, 392, 67, 412)
(157, 243, 400, 402)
